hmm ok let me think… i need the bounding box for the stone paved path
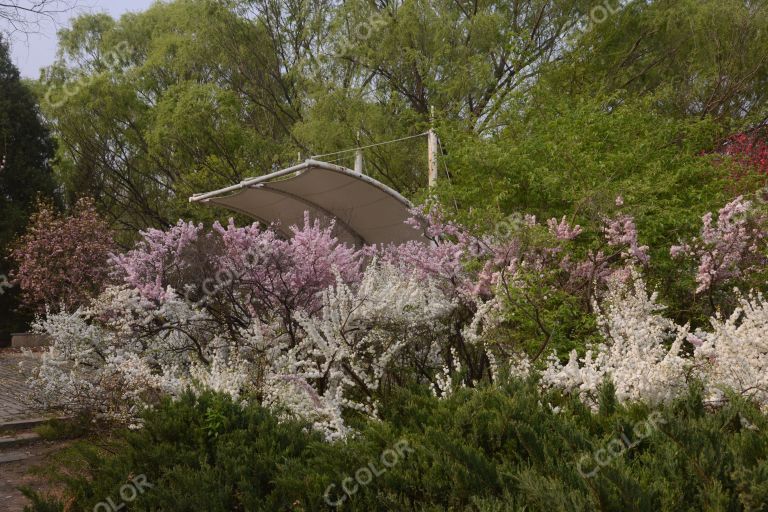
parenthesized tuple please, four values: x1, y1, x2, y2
(0, 441, 69, 511)
(0, 351, 42, 425)
(0, 351, 69, 511)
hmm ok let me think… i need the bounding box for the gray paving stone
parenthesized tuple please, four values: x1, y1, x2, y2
(0, 352, 43, 425)
(0, 449, 34, 464)
(0, 432, 40, 448)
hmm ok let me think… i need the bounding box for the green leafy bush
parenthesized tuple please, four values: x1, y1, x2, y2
(26, 382, 768, 511)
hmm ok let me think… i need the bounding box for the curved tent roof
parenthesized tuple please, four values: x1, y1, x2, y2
(189, 159, 424, 246)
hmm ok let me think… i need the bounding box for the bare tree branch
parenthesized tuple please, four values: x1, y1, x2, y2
(0, 0, 78, 36)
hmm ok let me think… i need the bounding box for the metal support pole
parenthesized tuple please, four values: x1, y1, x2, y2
(428, 128, 438, 188)
(354, 148, 364, 173)
(354, 130, 364, 173)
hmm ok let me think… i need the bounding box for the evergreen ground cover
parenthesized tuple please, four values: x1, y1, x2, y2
(24, 382, 768, 511)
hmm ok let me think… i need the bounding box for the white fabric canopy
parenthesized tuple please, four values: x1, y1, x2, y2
(189, 159, 424, 246)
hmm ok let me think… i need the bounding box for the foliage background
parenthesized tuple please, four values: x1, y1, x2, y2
(4, 2, 768, 509)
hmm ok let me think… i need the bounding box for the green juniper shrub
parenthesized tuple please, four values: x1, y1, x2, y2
(34, 413, 93, 441)
(25, 382, 768, 512)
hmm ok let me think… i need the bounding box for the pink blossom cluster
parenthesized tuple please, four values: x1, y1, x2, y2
(29, 195, 768, 434)
(670, 196, 767, 293)
(111, 220, 205, 301)
(395, 204, 646, 303)
(602, 214, 649, 265)
(382, 240, 466, 294)
(112, 213, 363, 328)
(390, 205, 473, 295)
(213, 214, 361, 318)
(548, 216, 583, 241)
(548, 200, 651, 292)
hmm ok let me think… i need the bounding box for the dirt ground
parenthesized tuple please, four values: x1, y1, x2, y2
(0, 441, 69, 511)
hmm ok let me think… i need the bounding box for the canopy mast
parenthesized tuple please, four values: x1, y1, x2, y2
(428, 106, 438, 187)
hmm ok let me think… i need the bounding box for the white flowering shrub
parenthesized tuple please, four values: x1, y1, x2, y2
(269, 263, 456, 438)
(28, 198, 768, 438)
(31, 261, 458, 439)
(30, 287, 216, 424)
(541, 270, 690, 408)
(691, 292, 768, 408)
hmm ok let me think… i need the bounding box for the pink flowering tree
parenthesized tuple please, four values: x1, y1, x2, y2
(386, 200, 650, 371)
(111, 213, 363, 345)
(34, 213, 458, 432)
(670, 196, 768, 310)
(26, 197, 768, 431)
(10, 198, 116, 314)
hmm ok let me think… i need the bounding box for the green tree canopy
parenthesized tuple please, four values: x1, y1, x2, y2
(0, 36, 57, 340)
(542, 0, 768, 124)
(41, 0, 598, 232)
(38, 0, 768, 256)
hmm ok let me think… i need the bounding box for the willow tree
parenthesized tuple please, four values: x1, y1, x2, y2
(292, 0, 593, 194)
(42, 0, 596, 229)
(542, 0, 768, 124)
(41, 0, 308, 236)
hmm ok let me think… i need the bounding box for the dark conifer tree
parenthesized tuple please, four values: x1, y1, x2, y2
(0, 36, 57, 342)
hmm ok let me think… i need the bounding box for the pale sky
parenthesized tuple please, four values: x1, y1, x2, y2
(6, 0, 156, 78)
